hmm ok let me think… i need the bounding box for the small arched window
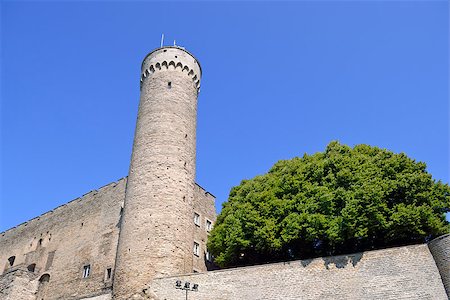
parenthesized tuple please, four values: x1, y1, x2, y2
(39, 273, 50, 283)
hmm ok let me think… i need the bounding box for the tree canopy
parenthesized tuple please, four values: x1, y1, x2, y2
(207, 141, 450, 267)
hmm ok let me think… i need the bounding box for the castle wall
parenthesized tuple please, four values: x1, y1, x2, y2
(429, 234, 450, 298)
(79, 294, 112, 300)
(148, 243, 447, 300)
(0, 176, 215, 300)
(0, 178, 126, 300)
(0, 269, 38, 300)
(192, 184, 217, 272)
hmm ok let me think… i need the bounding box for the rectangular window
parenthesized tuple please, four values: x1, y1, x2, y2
(193, 213, 200, 226)
(206, 219, 213, 232)
(83, 265, 91, 278)
(193, 242, 200, 256)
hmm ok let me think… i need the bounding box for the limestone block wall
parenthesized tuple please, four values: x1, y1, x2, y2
(0, 269, 38, 300)
(79, 294, 112, 300)
(429, 234, 450, 298)
(148, 244, 447, 300)
(192, 184, 217, 272)
(0, 178, 126, 300)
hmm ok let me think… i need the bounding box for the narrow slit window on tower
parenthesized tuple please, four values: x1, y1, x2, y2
(82, 264, 91, 278)
(193, 213, 200, 226)
(193, 242, 200, 257)
(168, 81, 172, 89)
(105, 268, 112, 281)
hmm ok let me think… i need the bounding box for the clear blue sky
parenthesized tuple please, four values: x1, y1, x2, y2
(1, 1, 448, 232)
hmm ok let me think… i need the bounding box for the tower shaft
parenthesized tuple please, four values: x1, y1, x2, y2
(113, 47, 201, 299)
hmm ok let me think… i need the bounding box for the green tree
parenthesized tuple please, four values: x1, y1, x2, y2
(207, 141, 450, 267)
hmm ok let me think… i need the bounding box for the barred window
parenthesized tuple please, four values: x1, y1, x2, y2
(83, 265, 91, 278)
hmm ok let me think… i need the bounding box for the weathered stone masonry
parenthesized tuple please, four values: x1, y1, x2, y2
(113, 46, 204, 299)
(0, 178, 127, 300)
(0, 177, 214, 300)
(149, 244, 448, 300)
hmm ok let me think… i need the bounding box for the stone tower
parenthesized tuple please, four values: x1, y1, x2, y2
(113, 46, 202, 299)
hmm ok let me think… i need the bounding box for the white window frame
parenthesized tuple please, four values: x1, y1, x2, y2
(206, 219, 213, 232)
(193, 213, 200, 226)
(83, 265, 91, 278)
(193, 242, 200, 257)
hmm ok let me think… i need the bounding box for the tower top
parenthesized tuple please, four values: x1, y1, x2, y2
(140, 46, 202, 92)
(141, 46, 202, 75)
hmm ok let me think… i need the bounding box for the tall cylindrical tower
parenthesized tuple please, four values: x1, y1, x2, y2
(113, 46, 201, 299)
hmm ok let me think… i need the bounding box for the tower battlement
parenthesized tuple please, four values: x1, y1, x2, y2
(140, 46, 201, 91)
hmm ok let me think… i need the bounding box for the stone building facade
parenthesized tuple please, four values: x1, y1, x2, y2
(1, 46, 449, 300)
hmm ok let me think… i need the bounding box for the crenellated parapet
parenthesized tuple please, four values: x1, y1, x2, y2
(140, 46, 201, 91)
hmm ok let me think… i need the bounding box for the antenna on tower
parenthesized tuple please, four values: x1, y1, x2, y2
(160, 33, 164, 47)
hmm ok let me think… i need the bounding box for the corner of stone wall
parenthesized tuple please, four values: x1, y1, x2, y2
(0, 268, 39, 300)
(428, 233, 450, 298)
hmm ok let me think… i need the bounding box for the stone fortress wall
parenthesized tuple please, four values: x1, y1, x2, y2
(0, 178, 126, 300)
(1, 235, 449, 299)
(192, 184, 217, 273)
(0, 178, 215, 300)
(0, 269, 38, 300)
(149, 242, 449, 300)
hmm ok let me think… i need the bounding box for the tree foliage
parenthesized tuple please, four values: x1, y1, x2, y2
(207, 141, 450, 267)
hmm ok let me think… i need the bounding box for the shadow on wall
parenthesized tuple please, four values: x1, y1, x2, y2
(300, 252, 364, 269)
